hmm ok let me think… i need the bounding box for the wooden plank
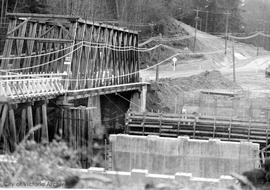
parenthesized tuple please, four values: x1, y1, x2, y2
(0, 104, 8, 138)
(87, 108, 93, 167)
(71, 108, 76, 148)
(20, 108, 27, 141)
(68, 109, 73, 146)
(41, 103, 49, 142)
(27, 105, 34, 140)
(80, 107, 86, 167)
(8, 107, 17, 150)
(77, 108, 81, 161)
(35, 106, 41, 142)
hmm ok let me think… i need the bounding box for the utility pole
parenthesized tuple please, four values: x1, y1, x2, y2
(193, 9, 199, 52)
(232, 39, 236, 82)
(156, 33, 162, 82)
(205, 11, 209, 33)
(224, 11, 230, 55)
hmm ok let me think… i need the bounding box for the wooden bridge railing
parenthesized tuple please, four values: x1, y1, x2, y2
(0, 13, 140, 93)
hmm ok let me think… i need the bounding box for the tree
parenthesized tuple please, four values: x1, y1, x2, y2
(2, 0, 49, 14)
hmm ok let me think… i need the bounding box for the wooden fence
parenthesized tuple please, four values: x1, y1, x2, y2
(126, 112, 270, 147)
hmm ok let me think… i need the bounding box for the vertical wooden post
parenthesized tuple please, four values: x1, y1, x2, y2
(35, 106, 41, 142)
(8, 107, 17, 150)
(81, 107, 86, 167)
(27, 105, 34, 140)
(41, 102, 49, 142)
(0, 104, 8, 138)
(68, 108, 73, 147)
(20, 108, 27, 141)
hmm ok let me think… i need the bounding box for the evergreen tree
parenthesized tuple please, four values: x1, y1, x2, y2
(2, 0, 49, 14)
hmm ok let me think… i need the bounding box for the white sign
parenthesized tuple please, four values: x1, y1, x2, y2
(172, 57, 177, 71)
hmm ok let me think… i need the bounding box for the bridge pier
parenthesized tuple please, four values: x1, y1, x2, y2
(87, 96, 102, 132)
(141, 85, 147, 112)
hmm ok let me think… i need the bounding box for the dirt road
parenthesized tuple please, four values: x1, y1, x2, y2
(141, 54, 270, 96)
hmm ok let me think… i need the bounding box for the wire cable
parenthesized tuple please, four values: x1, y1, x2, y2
(62, 49, 225, 82)
(1, 44, 83, 71)
(0, 42, 82, 60)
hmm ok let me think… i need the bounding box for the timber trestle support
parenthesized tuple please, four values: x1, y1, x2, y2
(0, 101, 49, 153)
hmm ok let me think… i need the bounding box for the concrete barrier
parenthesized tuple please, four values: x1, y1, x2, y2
(110, 134, 260, 178)
(74, 167, 235, 190)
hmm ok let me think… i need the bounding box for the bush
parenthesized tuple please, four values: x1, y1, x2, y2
(0, 140, 80, 188)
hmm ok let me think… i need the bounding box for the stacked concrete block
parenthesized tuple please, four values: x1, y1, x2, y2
(74, 167, 235, 189)
(110, 134, 260, 178)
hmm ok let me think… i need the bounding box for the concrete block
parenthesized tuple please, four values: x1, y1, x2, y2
(219, 175, 234, 189)
(147, 136, 165, 174)
(131, 169, 148, 185)
(175, 172, 192, 187)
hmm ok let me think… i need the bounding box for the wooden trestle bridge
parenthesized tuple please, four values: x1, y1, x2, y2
(0, 13, 146, 157)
